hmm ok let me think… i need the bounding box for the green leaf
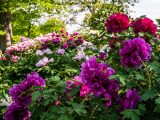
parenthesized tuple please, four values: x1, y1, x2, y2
(68, 87, 80, 96)
(155, 97, 160, 104)
(121, 109, 140, 120)
(138, 104, 146, 111)
(154, 105, 160, 113)
(109, 75, 118, 80)
(135, 74, 145, 80)
(42, 89, 54, 94)
(141, 90, 158, 101)
(32, 91, 41, 102)
(48, 76, 60, 82)
(119, 75, 126, 85)
(65, 68, 78, 75)
(150, 62, 159, 72)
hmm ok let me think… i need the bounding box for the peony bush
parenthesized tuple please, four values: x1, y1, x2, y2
(0, 12, 160, 120)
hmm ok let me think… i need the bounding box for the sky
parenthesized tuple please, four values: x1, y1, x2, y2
(66, 0, 160, 33)
(130, 0, 160, 21)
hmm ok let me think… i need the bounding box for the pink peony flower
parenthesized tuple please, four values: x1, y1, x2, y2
(11, 55, 20, 62)
(54, 100, 61, 106)
(43, 48, 53, 54)
(36, 48, 53, 56)
(73, 51, 85, 60)
(36, 50, 44, 56)
(56, 48, 65, 55)
(35, 57, 54, 67)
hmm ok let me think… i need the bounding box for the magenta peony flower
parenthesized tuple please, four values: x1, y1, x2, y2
(80, 57, 119, 98)
(62, 43, 69, 49)
(66, 76, 81, 90)
(120, 89, 140, 111)
(131, 17, 157, 35)
(105, 12, 130, 33)
(4, 103, 30, 120)
(119, 37, 152, 67)
(80, 84, 89, 97)
(65, 76, 89, 97)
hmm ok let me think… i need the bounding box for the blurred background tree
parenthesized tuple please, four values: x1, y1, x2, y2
(0, 0, 66, 50)
(0, 0, 139, 50)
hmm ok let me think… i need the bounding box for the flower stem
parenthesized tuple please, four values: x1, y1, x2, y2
(90, 105, 98, 118)
(143, 62, 152, 90)
(81, 94, 89, 104)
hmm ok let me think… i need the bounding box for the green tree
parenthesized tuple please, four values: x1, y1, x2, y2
(0, 0, 12, 50)
(38, 17, 65, 35)
(60, 0, 136, 32)
(0, 0, 66, 50)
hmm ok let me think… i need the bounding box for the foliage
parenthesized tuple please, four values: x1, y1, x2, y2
(0, 1, 160, 120)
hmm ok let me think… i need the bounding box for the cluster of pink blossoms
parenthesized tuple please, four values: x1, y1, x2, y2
(34, 31, 84, 49)
(5, 39, 37, 55)
(66, 76, 89, 97)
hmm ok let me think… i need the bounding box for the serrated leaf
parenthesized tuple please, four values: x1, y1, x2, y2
(155, 97, 160, 104)
(141, 90, 158, 101)
(109, 75, 118, 80)
(32, 91, 41, 102)
(154, 104, 160, 113)
(136, 74, 145, 80)
(48, 76, 60, 82)
(138, 104, 146, 111)
(121, 109, 140, 120)
(119, 75, 126, 85)
(43, 89, 53, 94)
(150, 62, 159, 72)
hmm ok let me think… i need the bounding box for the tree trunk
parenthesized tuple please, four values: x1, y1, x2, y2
(0, 0, 12, 51)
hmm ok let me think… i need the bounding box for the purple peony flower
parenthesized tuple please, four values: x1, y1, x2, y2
(4, 103, 30, 120)
(9, 84, 32, 106)
(104, 94, 112, 108)
(120, 89, 140, 111)
(23, 72, 46, 87)
(9, 72, 45, 106)
(53, 37, 60, 44)
(80, 57, 119, 98)
(98, 52, 107, 60)
(119, 37, 152, 67)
